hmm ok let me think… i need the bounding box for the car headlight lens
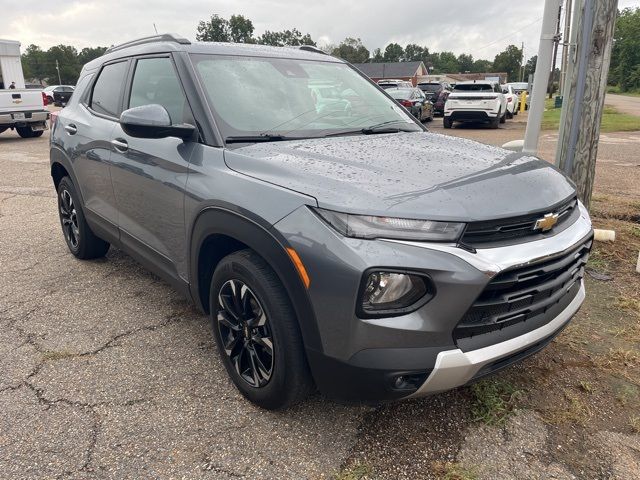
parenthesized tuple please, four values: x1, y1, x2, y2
(359, 271, 434, 317)
(313, 207, 465, 242)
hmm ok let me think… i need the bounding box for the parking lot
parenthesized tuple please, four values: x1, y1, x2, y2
(1, 110, 639, 479)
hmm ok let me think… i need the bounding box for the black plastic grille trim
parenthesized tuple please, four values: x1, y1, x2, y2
(461, 196, 578, 247)
(454, 237, 592, 340)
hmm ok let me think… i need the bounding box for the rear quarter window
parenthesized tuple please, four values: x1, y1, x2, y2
(90, 61, 128, 117)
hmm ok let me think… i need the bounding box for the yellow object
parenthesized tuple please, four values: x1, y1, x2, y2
(520, 91, 527, 113)
(286, 247, 311, 289)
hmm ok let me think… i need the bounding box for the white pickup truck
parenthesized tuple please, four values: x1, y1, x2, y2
(1, 38, 50, 138)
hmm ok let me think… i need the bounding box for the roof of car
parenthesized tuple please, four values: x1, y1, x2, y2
(456, 80, 496, 85)
(84, 34, 341, 72)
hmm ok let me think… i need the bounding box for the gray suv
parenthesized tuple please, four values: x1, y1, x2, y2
(50, 34, 593, 410)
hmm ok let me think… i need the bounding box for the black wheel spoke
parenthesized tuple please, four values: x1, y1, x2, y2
(219, 292, 240, 320)
(217, 311, 241, 331)
(252, 335, 273, 357)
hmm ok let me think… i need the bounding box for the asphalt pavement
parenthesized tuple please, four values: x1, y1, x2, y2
(0, 127, 367, 479)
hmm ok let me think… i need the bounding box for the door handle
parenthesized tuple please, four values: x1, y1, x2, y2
(111, 138, 128, 152)
(64, 124, 77, 135)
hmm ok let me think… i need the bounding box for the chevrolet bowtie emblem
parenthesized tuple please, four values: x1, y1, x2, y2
(534, 213, 559, 232)
(13, 99, 22, 104)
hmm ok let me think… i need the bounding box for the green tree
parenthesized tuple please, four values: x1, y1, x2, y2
(228, 15, 255, 43)
(383, 43, 404, 62)
(258, 28, 315, 47)
(46, 45, 80, 84)
(493, 44, 523, 82)
(21, 44, 47, 81)
(524, 55, 537, 78)
(457, 53, 474, 73)
(436, 51, 459, 73)
(471, 59, 494, 72)
(610, 7, 640, 91)
(331, 38, 370, 63)
(404, 44, 428, 62)
(371, 48, 384, 62)
(78, 47, 107, 66)
(196, 14, 231, 42)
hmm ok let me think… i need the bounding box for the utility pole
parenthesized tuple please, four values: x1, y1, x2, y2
(522, 0, 563, 155)
(520, 42, 525, 82)
(556, 0, 618, 209)
(559, 0, 573, 93)
(55, 59, 62, 85)
(549, 4, 563, 99)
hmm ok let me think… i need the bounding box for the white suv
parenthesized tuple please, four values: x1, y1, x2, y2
(444, 81, 507, 129)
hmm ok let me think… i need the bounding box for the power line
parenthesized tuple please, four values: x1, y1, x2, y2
(474, 17, 543, 53)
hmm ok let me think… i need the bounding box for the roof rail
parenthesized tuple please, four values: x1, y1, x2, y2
(105, 34, 191, 54)
(297, 45, 326, 55)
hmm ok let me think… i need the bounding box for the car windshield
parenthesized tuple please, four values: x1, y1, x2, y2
(419, 84, 440, 92)
(191, 54, 415, 140)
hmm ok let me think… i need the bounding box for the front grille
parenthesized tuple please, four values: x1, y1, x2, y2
(461, 196, 578, 247)
(453, 237, 592, 340)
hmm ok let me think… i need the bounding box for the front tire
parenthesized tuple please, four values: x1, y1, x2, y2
(57, 177, 110, 259)
(210, 250, 314, 410)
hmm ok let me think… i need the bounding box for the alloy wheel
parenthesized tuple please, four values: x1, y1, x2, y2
(59, 189, 79, 249)
(217, 279, 274, 388)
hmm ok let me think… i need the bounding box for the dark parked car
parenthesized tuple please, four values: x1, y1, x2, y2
(50, 34, 592, 410)
(52, 86, 74, 106)
(387, 87, 434, 122)
(417, 82, 450, 116)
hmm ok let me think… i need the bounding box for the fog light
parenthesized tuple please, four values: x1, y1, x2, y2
(359, 270, 433, 317)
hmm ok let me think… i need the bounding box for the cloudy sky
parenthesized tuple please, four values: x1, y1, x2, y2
(1, 0, 638, 61)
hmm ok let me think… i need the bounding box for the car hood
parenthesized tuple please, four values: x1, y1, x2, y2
(223, 132, 576, 222)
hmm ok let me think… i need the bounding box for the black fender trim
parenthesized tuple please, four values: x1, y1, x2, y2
(50, 146, 84, 204)
(189, 205, 322, 352)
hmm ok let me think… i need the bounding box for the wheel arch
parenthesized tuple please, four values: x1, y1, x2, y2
(189, 206, 322, 351)
(50, 146, 85, 204)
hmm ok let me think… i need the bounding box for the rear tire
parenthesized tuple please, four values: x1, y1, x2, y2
(210, 250, 314, 410)
(490, 111, 500, 129)
(443, 117, 453, 129)
(16, 126, 34, 138)
(57, 177, 110, 259)
(500, 111, 507, 124)
(0, 127, 7, 134)
(507, 108, 513, 119)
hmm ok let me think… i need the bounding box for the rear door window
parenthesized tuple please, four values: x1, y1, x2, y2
(90, 61, 128, 117)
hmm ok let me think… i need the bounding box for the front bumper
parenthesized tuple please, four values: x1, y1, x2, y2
(410, 281, 584, 397)
(275, 203, 592, 402)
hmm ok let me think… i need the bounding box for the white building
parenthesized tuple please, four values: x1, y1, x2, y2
(0, 39, 26, 89)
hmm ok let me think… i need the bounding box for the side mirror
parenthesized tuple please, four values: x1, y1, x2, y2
(119, 104, 195, 140)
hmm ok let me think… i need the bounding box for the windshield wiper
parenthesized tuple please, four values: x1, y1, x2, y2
(225, 134, 299, 144)
(323, 120, 420, 138)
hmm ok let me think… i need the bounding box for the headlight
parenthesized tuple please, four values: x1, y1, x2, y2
(312, 207, 465, 242)
(358, 270, 434, 317)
